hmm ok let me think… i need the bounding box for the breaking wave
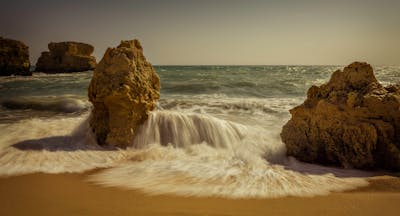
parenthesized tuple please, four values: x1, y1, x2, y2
(1, 65, 398, 198)
(158, 97, 303, 117)
(133, 111, 246, 148)
(0, 96, 90, 113)
(0, 111, 368, 198)
(90, 147, 367, 198)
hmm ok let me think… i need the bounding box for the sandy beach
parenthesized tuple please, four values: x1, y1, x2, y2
(0, 172, 399, 216)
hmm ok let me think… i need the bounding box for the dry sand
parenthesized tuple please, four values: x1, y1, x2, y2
(0, 172, 399, 216)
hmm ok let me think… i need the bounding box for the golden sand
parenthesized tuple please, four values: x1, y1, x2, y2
(0, 172, 399, 216)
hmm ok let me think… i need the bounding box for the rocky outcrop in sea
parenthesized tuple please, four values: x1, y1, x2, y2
(0, 37, 31, 76)
(35, 41, 96, 73)
(281, 62, 400, 170)
(88, 39, 160, 148)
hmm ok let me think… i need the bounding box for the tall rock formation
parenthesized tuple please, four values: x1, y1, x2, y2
(36, 41, 96, 73)
(0, 37, 31, 76)
(281, 62, 400, 170)
(88, 39, 160, 148)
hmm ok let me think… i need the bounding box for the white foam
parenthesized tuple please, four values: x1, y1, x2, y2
(90, 143, 367, 198)
(0, 111, 368, 198)
(0, 114, 133, 175)
(0, 115, 85, 149)
(105, 111, 367, 198)
(133, 111, 246, 149)
(0, 95, 90, 113)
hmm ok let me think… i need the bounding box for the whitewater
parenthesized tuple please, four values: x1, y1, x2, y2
(0, 65, 399, 198)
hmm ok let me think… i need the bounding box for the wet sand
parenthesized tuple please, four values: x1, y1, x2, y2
(0, 172, 399, 216)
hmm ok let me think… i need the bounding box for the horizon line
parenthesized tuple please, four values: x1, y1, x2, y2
(152, 64, 400, 67)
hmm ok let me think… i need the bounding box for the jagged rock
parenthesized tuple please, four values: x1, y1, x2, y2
(88, 39, 160, 148)
(0, 37, 31, 76)
(36, 41, 96, 73)
(281, 62, 400, 170)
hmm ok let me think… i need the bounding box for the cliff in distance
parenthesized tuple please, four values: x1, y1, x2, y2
(0, 37, 31, 76)
(36, 41, 96, 73)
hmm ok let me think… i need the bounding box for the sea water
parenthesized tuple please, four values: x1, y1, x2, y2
(0, 65, 398, 198)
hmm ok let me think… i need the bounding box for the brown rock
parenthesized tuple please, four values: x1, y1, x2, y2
(281, 62, 400, 170)
(0, 37, 31, 76)
(88, 39, 160, 148)
(36, 41, 96, 73)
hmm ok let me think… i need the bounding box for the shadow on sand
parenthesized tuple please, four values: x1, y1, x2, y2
(281, 157, 397, 178)
(11, 135, 115, 152)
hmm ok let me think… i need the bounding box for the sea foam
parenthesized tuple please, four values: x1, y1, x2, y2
(0, 95, 90, 113)
(0, 111, 368, 198)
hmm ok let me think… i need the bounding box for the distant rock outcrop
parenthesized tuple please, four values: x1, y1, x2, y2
(88, 39, 160, 148)
(0, 37, 31, 76)
(36, 41, 96, 73)
(281, 62, 400, 170)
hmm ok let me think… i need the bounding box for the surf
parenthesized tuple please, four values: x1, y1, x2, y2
(0, 110, 368, 198)
(2, 65, 394, 198)
(0, 95, 90, 113)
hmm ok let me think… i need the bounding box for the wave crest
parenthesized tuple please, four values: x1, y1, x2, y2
(0, 95, 90, 113)
(0, 111, 368, 198)
(133, 111, 246, 148)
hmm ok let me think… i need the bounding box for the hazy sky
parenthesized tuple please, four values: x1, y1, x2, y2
(1, 0, 399, 65)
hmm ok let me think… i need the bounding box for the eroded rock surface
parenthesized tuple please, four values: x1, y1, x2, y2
(281, 62, 400, 170)
(88, 39, 160, 148)
(36, 41, 96, 73)
(0, 37, 31, 76)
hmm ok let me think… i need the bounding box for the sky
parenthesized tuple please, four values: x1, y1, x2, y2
(1, 0, 399, 65)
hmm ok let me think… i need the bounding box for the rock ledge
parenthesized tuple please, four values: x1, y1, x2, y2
(36, 41, 96, 73)
(281, 62, 400, 170)
(88, 39, 160, 148)
(0, 37, 31, 76)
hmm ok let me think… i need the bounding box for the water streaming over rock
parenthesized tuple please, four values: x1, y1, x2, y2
(0, 65, 398, 198)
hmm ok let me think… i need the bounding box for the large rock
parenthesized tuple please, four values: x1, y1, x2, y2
(281, 62, 400, 170)
(0, 37, 31, 76)
(88, 39, 160, 148)
(36, 41, 96, 73)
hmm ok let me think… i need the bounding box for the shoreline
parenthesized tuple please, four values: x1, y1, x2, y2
(0, 171, 399, 216)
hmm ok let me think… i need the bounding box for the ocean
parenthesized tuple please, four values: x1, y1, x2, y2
(0, 65, 399, 198)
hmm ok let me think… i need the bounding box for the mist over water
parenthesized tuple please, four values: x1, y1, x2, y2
(0, 65, 398, 198)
